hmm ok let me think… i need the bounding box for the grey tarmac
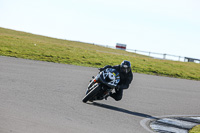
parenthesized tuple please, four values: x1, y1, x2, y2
(0, 56, 200, 133)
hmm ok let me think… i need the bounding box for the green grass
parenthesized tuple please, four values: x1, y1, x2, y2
(189, 125, 200, 133)
(0, 27, 200, 80)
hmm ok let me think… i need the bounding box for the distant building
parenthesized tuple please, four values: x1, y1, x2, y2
(184, 57, 200, 63)
(116, 43, 126, 50)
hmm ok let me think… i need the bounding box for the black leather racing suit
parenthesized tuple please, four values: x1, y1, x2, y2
(101, 65, 133, 101)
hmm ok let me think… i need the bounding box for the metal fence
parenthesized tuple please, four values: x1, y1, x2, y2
(94, 44, 200, 63)
(127, 49, 200, 63)
(127, 49, 185, 62)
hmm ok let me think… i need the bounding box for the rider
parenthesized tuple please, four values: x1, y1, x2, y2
(99, 60, 133, 101)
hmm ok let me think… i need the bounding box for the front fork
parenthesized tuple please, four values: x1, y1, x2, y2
(86, 76, 98, 94)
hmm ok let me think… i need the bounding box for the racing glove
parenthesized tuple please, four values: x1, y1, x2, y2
(98, 68, 104, 71)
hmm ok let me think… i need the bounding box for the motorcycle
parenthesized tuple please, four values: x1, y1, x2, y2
(82, 68, 120, 103)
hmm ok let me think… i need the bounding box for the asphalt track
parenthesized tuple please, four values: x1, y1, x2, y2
(0, 56, 200, 133)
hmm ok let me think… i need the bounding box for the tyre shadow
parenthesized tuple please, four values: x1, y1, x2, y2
(89, 102, 157, 119)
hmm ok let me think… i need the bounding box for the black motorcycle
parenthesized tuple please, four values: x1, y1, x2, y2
(82, 68, 120, 103)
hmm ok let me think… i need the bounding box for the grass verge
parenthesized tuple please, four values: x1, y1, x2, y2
(189, 125, 200, 133)
(0, 27, 200, 80)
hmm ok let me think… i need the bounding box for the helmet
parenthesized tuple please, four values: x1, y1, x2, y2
(120, 60, 131, 73)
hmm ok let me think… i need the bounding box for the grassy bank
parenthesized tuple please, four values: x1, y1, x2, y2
(0, 27, 200, 80)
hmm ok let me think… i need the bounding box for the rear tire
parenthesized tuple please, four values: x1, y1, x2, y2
(82, 83, 101, 103)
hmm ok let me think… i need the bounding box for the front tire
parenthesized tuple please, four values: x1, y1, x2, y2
(82, 83, 101, 103)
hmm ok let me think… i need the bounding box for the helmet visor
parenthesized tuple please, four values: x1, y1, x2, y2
(121, 65, 131, 73)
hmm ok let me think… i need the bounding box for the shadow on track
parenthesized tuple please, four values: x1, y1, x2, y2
(89, 102, 157, 119)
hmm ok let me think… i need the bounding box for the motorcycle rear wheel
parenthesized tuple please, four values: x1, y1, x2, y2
(82, 83, 101, 103)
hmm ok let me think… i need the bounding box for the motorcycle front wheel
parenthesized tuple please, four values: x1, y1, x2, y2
(82, 83, 101, 103)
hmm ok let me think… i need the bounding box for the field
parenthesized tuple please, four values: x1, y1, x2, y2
(0, 27, 200, 80)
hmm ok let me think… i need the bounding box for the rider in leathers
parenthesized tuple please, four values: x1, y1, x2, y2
(99, 60, 133, 101)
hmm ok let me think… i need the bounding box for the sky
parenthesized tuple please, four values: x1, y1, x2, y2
(1, 0, 200, 60)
